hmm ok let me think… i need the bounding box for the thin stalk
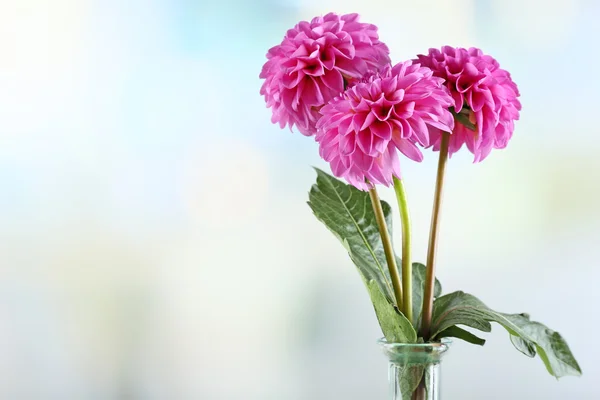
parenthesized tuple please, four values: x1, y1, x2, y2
(420, 132, 450, 340)
(368, 187, 403, 311)
(411, 383, 426, 400)
(393, 176, 413, 324)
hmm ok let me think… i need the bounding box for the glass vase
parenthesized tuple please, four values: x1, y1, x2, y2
(378, 338, 451, 400)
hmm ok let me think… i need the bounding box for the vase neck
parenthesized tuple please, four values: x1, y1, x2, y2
(378, 338, 450, 400)
(388, 360, 442, 400)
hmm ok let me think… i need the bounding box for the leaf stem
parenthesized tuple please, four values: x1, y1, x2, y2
(392, 177, 413, 324)
(368, 186, 403, 311)
(420, 132, 450, 340)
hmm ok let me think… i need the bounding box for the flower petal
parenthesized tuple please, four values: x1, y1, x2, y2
(394, 139, 423, 162)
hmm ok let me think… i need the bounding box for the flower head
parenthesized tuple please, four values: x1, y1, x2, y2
(316, 61, 454, 190)
(259, 13, 390, 136)
(415, 46, 522, 161)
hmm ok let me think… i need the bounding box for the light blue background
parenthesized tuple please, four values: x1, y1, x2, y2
(0, 0, 598, 398)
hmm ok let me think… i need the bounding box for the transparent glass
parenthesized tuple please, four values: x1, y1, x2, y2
(378, 338, 451, 400)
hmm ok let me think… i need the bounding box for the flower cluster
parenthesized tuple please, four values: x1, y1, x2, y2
(260, 14, 521, 189)
(316, 62, 454, 190)
(415, 46, 521, 162)
(260, 13, 390, 137)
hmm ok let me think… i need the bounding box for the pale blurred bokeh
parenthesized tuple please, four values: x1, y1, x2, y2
(0, 0, 599, 398)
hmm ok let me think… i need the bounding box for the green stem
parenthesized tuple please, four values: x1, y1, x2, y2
(368, 187, 403, 311)
(420, 132, 450, 340)
(393, 176, 413, 324)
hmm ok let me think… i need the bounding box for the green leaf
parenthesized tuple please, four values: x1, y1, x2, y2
(397, 365, 424, 400)
(410, 262, 442, 322)
(308, 168, 395, 303)
(308, 169, 415, 341)
(437, 326, 486, 346)
(429, 291, 492, 336)
(510, 334, 536, 358)
(430, 291, 582, 378)
(368, 280, 417, 343)
(497, 313, 581, 377)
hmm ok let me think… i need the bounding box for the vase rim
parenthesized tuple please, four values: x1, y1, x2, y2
(377, 337, 452, 351)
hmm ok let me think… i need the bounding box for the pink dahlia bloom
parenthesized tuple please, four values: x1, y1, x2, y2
(316, 61, 454, 191)
(259, 13, 390, 136)
(415, 46, 522, 161)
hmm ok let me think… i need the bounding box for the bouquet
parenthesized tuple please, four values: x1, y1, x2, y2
(259, 12, 581, 399)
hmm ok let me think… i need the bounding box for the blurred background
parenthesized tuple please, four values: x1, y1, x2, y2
(0, 0, 599, 398)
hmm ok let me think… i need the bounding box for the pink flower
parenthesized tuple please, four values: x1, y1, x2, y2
(259, 13, 390, 136)
(415, 46, 522, 162)
(316, 61, 454, 190)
